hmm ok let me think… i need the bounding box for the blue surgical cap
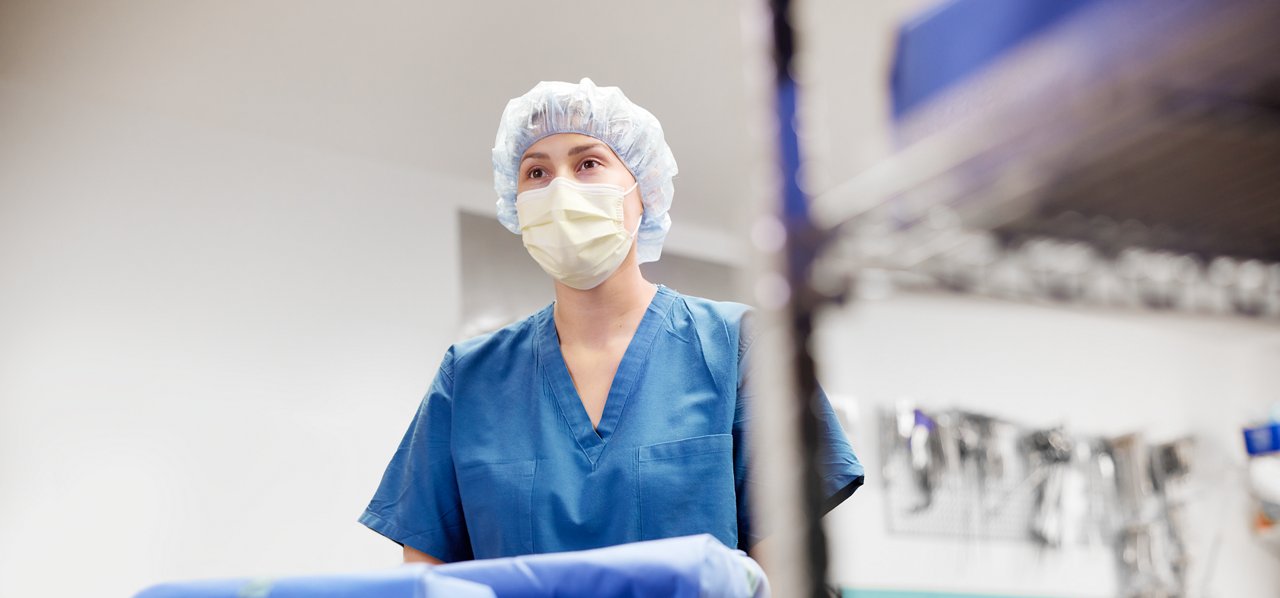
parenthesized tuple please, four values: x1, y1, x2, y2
(492, 78, 678, 264)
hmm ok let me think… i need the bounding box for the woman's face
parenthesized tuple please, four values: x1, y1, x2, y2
(517, 133, 643, 233)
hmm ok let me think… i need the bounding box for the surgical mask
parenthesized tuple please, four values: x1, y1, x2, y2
(515, 177, 641, 290)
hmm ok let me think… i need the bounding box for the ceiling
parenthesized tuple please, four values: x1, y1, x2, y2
(0, 0, 937, 239)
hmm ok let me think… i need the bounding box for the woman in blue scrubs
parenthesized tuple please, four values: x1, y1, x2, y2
(359, 78, 863, 564)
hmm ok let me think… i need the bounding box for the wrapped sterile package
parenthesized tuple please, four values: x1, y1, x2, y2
(434, 534, 768, 598)
(133, 564, 494, 598)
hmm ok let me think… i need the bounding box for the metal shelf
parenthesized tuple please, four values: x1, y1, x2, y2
(814, 0, 1280, 263)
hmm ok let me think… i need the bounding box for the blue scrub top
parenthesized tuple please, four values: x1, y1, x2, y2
(359, 285, 863, 562)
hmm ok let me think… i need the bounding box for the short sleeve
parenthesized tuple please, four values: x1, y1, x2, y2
(732, 312, 865, 549)
(358, 347, 473, 562)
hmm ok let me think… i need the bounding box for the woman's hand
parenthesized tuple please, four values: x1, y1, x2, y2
(403, 545, 444, 565)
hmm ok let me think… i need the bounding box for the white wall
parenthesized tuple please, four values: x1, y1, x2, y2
(819, 291, 1280, 597)
(0, 77, 470, 596)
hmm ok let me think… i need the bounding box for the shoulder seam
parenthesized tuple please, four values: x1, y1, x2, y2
(737, 308, 759, 361)
(447, 310, 541, 380)
(439, 347, 457, 386)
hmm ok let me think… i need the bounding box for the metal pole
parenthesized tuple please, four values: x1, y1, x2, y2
(768, 1, 832, 596)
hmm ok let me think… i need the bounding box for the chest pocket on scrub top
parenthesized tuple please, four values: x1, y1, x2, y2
(455, 459, 536, 558)
(637, 433, 736, 546)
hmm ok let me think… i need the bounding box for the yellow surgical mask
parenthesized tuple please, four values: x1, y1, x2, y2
(515, 177, 641, 290)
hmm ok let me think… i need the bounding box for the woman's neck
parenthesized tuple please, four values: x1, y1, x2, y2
(552, 261, 657, 349)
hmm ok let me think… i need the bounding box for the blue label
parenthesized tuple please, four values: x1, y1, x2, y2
(1244, 423, 1280, 456)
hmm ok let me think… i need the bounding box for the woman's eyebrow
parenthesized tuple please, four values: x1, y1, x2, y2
(520, 151, 549, 164)
(568, 143, 607, 157)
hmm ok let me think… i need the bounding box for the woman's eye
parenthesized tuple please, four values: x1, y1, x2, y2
(579, 159, 600, 170)
(528, 167, 545, 179)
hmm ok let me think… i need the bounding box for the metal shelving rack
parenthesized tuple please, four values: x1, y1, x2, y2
(756, 0, 1280, 595)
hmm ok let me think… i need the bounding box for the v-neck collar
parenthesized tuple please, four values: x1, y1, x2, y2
(536, 284, 677, 465)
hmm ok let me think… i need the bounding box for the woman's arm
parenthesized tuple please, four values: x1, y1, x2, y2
(403, 544, 444, 565)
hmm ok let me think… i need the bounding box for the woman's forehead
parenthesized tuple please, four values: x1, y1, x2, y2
(522, 132, 617, 159)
